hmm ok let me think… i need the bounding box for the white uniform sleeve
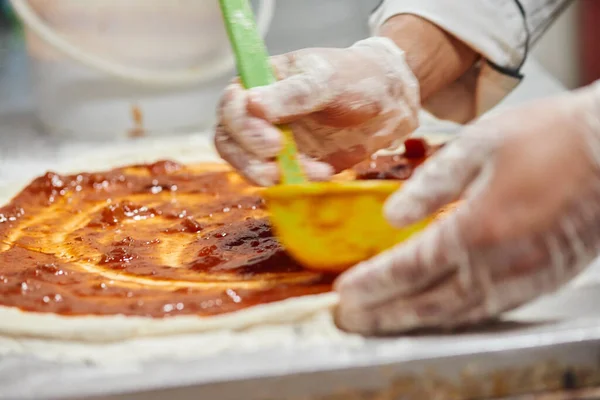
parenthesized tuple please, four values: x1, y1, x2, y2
(370, 0, 572, 123)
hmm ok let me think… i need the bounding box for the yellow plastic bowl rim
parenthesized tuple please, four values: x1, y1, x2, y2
(262, 180, 402, 200)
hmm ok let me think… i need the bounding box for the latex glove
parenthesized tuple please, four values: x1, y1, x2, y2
(336, 82, 600, 335)
(214, 37, 420, 186)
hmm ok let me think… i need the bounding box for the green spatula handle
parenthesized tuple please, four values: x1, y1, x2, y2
(218, 0, 305, 185)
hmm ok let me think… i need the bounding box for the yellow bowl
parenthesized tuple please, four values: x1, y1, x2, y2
(262, 181, 433, 273)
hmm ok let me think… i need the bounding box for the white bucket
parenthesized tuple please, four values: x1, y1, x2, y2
(11, 0, 274, 139)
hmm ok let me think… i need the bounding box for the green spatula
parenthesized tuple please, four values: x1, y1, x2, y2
(218, 0, 436, 273)
(218, 0, 305, 185)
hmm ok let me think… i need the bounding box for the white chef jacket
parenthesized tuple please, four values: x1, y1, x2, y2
(370, 0, 572, 123)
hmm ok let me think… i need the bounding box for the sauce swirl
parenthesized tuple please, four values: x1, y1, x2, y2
(0, 140, 438, 318)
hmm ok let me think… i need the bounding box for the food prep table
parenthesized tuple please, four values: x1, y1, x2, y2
(2, 286, 600, 399)
(4, 26, 600, 400)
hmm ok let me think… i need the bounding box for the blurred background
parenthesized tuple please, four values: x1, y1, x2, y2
(532, 1, 598, 89)
(0, 0, 598, 158)
(0, 0, 382, 141)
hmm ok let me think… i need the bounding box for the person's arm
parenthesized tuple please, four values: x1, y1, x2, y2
(372, 0, 573, 122)
(213, 0, 572, 185)
(377, 15, 479, 103)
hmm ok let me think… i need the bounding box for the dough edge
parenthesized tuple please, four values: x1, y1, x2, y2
(0, 292, 340, 342)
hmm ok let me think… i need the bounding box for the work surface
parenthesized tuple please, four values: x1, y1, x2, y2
(2, 286, 600, 399)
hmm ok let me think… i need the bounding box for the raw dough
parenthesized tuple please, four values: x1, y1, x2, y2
(0, 136, 344, 342)
(0, 132, 453, 363)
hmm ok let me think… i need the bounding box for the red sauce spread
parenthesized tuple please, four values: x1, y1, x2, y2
(353, 138, 442, 180)
(0, 139, 440, 318)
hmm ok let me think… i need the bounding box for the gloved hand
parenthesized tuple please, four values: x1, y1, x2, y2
(335, 82, 600, 335)
(214, 37, 420, 186)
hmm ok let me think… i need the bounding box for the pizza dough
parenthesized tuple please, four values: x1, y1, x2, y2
(0, 140, 344, 342)
(0, 134, 444, 363)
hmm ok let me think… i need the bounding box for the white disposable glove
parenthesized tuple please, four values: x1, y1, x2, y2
(214, 37, 420, 186)
(336, 82, 600, 335)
